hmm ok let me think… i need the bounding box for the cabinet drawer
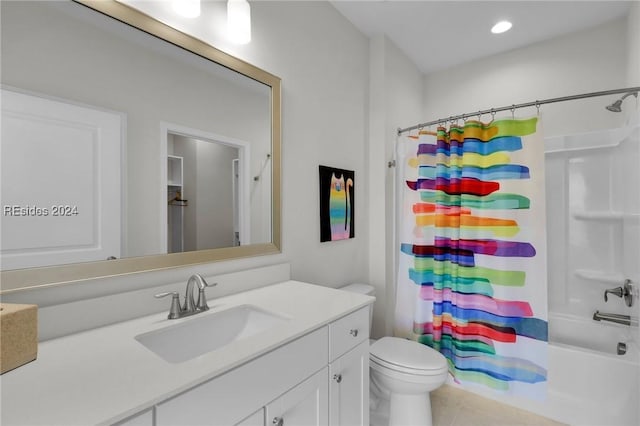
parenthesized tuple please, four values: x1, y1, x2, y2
(329, 307, 369, 361)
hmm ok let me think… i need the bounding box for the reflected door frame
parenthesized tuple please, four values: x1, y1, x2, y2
(160, 122, 251, 254)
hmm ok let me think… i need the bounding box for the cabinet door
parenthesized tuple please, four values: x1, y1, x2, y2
(265, 367, 328, 426)
(329, 340, 369, 426)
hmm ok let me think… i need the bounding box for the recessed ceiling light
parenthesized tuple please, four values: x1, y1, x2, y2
(491, 20, 513, 34)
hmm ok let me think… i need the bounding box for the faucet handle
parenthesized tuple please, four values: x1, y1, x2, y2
(155, 291, 182, 319)
(196, 282, 217, 311)
(604, 287, 624, 302)
(604, 280, 634, 307)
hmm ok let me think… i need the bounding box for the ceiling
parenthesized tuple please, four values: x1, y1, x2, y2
(330, 1, 633, 74)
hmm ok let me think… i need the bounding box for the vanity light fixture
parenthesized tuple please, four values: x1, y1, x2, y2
(172, 0, 200, 19)
(227, 0, 251, 44)
(491, 20, 513, 34)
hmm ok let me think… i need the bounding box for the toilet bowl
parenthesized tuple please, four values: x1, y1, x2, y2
(339, 284, 449, 426)
(370, 336, 448, 426)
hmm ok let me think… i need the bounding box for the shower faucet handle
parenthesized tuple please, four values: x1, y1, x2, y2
(604, 279, 634, 307)
(604, 286, 623, 302)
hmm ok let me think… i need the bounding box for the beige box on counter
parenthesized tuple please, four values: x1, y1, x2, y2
(1, 303, 38, 374)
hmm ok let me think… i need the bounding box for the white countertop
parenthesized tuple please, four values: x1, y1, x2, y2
(0, 281, 374, 426)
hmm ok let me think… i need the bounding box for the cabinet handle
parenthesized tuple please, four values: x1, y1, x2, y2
(272, 417, 284, 426)
(349, 329, 358, 337)
(333, 373, 343, 383)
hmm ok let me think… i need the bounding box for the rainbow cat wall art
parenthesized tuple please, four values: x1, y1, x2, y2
(319, 166, 355, 242)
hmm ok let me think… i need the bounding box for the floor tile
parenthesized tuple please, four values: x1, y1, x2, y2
(430, 385, 566, 426)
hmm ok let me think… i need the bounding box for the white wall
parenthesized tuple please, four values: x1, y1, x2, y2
(628, 2, 640, 91)
(422, 18, 628, 137)
(250, 2, 371, 286)
(368, 35, 424, 337)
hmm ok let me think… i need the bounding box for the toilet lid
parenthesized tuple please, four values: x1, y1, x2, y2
(370, 337, 448, 373)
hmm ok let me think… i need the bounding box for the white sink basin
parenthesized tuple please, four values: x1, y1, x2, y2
(135, 305, 289, 363)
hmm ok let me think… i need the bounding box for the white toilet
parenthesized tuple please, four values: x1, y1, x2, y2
(340, 284, 448, 426)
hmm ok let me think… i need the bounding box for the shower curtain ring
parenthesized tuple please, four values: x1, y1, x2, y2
(535, 101, 541, 115)
(511, 105, 516, 118)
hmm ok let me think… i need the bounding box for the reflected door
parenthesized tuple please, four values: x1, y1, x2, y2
(1, 88, 122, 269)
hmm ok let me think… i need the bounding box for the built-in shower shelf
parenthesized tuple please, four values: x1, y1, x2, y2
(572, 211, 623, 221)
(575, 269, 626, 285)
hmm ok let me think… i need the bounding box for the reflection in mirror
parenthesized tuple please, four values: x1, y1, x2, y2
(0, 0, 281, 291)
(165, 129, 270, 253)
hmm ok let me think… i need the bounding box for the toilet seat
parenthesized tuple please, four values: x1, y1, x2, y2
(370, 337, 448, 376)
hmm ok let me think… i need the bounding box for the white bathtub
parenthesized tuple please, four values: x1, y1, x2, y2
(543, 312, 639, 426)
(450, 312, 639, 425)
(549, 312, 637, 359)
(541, 341, 639, 425)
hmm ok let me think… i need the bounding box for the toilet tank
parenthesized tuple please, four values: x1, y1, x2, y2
(339, 283, 375, 331)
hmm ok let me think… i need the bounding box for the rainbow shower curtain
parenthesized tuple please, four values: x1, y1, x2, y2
(394, 117, 548, 398)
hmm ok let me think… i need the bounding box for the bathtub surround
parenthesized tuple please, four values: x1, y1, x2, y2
(545, 126, 639, 327)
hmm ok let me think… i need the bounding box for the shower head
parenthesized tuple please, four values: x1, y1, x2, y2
(605, 99, 623, 112)
(605, 91, 638, 112)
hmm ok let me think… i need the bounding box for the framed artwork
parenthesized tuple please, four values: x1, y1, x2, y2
(319, 165, 355, 242)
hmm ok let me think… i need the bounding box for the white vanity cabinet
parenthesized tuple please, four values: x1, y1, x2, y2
(150, 306, 370, 426)
(0, 281, 374, 426)
(155, 327, 328, 426)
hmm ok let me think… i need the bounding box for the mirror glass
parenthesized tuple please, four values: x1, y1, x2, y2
(0, 0, 281, 291)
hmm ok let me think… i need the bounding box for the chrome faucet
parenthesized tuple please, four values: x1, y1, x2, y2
(155, 274, 217, 319)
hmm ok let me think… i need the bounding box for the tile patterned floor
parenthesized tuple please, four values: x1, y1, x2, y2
(431, 385, 567, 426)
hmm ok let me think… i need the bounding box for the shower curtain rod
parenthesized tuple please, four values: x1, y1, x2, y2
(397, 86, 640, 135)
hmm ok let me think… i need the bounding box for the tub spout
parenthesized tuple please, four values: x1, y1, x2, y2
(592, 310, 637, 326)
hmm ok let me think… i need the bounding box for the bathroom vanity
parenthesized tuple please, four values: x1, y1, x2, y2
(0, 281, 373, 426)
